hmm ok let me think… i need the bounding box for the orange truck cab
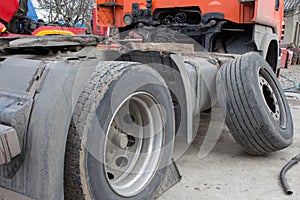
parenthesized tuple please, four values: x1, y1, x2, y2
(96, 0, 284, 70)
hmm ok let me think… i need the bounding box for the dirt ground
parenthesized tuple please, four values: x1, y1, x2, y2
(158, 84, 300, 199)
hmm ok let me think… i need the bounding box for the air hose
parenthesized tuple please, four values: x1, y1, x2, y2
(280, 75, 300, 94)
(280, 154, 300, 195)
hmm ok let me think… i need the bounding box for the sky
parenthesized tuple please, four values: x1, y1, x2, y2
(31, 0, 48, 20)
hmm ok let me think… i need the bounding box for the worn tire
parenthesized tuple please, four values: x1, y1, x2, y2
(64, 61, 174, 199)
(216, 52, 293, 155)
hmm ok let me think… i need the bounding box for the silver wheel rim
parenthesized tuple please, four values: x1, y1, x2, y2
(258, 74, 280, 122)
(104, 92, 165, 197)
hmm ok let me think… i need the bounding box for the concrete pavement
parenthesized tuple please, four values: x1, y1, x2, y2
(159, 94, 300, 200)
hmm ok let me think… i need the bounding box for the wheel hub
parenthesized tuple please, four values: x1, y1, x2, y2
(104, 92, 165, 197)
(259, 74, 280, 122)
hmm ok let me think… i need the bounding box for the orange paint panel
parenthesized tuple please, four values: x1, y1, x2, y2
(97, 7, 115, 27)
(252, 0, 284, 38)
(151, 0, 243, 23)
(242, 3, 255, 22)
(96, 0, 283, 35)
(96, 0, 244, 27)
(199, 0, 242, 23)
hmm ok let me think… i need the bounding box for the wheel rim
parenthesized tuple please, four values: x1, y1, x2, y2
(258, 68, 287, 127)
(104, 92, 165, 197)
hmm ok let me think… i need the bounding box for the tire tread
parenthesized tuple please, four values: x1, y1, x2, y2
(64, 62, 138, 200)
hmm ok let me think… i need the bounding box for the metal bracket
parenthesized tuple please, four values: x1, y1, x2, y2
(0, 125, 21, 165)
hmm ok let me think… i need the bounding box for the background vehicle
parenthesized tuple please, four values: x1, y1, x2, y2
(0, 0, 86, 37)
(0, 0, 293, 199)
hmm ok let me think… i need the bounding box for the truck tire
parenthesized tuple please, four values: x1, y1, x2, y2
(64, 62, 175, 199)
(216, 52, 293, 155)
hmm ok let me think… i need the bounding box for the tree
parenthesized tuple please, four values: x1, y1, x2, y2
(35, 0, 94, 25)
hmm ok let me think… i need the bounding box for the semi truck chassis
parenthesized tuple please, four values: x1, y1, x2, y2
(0, 33, 293, 199)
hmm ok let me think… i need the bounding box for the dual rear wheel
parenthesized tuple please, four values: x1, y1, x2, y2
(64, 62, 174, 199)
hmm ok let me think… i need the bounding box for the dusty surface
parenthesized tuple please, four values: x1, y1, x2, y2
(158, 95, 300, 200)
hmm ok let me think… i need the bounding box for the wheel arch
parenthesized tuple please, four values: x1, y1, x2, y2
(253, 24, 279, 72)
(265, 39, 279, 72)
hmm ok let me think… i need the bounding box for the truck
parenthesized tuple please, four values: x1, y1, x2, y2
(0, 0, 293, 199)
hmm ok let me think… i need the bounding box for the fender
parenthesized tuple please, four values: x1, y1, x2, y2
(171, 54, 219, 143)
(0, 57, 97, 199)
(170, 54, 194, 143)
(253, 25, 279, 59)
(253, 24, 279, 71)
(259, 35, 278, 61)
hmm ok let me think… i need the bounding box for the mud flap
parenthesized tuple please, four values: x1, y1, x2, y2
(155, 159, 181, 198)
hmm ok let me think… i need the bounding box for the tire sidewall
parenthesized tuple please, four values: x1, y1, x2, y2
(81, 66, 174, 200)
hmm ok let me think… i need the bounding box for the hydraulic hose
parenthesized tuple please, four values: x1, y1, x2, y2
(280, 154, 300, 195)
